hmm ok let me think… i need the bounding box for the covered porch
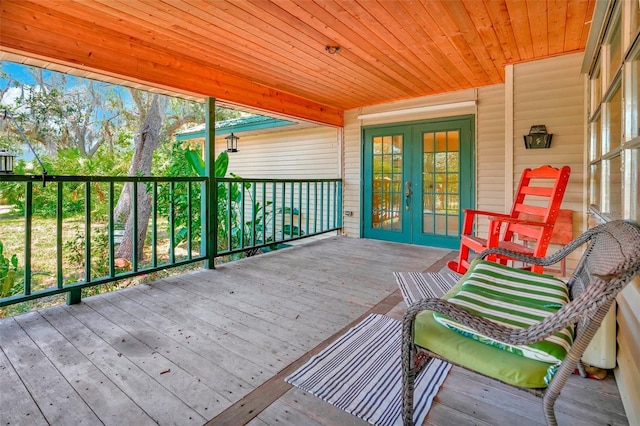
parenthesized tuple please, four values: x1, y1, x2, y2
(1, 237, 627, 425)
(1, 1, 638, 424)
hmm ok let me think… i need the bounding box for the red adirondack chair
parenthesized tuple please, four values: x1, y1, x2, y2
(448, 165, 571, 274)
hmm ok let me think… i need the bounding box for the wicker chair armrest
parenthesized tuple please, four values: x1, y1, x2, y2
(403, 296, 588, 347)
(478, 229, 594, 267)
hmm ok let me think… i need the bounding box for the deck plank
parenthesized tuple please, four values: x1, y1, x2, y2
(0, 237, 628, 426)
(252, 399, 327, 426)
(119, 284, 294, 372)
(123, 283, 304, 370)
(13, 311, 156, 426)
(450, 365, 628, 425)
(157, 271, 349, 334)
(0, 342, 48, 426)
(0, 316, 100, 425)
(278, 387, 366, 425)
(190, 267, 361, 327)
(150, 278, 327, 352)
(76, 294, 254, 404)
(95, 288, 273, 386)
(39, 305, 207, 425)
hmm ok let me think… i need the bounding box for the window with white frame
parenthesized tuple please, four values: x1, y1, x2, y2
(588, 2, 640, 221)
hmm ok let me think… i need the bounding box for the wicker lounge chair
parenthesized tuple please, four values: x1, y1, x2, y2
(402, 220, 640, 426)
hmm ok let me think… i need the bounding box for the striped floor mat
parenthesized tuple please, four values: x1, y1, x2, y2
(285, 314, 451, 426)
(393, 272, 461, 306)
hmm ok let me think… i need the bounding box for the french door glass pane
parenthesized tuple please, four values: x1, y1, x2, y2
(371, 135, 402, 230)
(422, 130, 459, 236)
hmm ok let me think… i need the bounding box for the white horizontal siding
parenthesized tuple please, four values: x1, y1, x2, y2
(476, 84, 506, 239)
(512, 53, 585, 271)
(342, 109, 362, 237)
(213, 126, 339, 179)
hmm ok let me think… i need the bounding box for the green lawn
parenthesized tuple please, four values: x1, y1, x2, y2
(0, 212, 202, 317)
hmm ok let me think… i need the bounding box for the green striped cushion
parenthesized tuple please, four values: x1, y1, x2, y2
(433, 260, 574, 364)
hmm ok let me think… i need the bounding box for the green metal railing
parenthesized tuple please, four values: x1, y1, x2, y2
(214, 178, 342, 257)
(0, 174, 342, 307)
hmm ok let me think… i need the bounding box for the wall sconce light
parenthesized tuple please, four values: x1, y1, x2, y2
(225, 132, 239, 153)
(524, 125, 553, 149)
(0, 149, 15, 174)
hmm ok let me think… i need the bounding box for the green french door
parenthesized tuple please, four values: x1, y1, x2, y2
(362, 116, 474, 249)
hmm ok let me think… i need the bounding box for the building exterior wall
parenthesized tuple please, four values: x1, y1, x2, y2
(616, 276, 640, 425)
(582, 2, 640, 422)
(343, 55, 584, 247)
(212, 126, 339, 179)
(343, 89, 478, 237)
(512, 53, 586, 271)
(475, 83, 506, 239)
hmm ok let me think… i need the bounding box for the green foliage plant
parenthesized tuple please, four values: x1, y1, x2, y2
(0, 241, 20, 298)
(157, 143, 275, 260)
(1, 144, 131, 219)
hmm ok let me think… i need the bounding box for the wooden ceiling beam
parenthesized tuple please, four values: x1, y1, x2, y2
(88, 0, 371, 107)
(548, 0, 569, 55)
(0, 1, 343, 127)
(218, 0, 409, 103)
(0, 0, 595, 115)
(278, 0, 429, 97)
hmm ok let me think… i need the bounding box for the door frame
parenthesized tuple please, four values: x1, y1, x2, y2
(360, 115, 475, 248)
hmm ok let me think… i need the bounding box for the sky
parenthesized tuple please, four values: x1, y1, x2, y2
(1, 62, 34, 108)
(0, 61, 135, 161)
(1, 62, 36, 159)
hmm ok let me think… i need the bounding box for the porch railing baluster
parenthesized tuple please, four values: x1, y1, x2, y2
(169, 181, 175, 264)
(56, 182, 63, 289)
(132, 182, 139, 273)
(109, 182, 115, 277)
(305, 182, 310, 236)
(24, 181, 32, 296)
(152, 182, 158, 268)
(0, 175, 341, 307)
(84, 181, 91, 284)
(187, 181, 192, 260)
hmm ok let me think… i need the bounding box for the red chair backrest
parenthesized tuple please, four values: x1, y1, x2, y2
(503, 165, 571, 254)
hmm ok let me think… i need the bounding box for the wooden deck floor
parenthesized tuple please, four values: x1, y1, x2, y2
(0, 236, 628, 426)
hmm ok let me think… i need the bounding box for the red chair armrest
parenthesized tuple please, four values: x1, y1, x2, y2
(488, 217, 553, 228)
(463, 209, 510, 218)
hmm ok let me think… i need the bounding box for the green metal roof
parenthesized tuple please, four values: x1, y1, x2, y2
(176, 115, 294, 141)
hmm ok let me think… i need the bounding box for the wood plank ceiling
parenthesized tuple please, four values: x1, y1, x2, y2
(0, 0, 596, 126)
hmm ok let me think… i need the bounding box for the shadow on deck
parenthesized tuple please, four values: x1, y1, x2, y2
(0, 236, 628, 425)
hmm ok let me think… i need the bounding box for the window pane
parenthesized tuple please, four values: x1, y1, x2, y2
(629, 148, 640, 220)
(630, 48, 640, 140)
(590, 163, 601, 208)
(606, 17, 621, 86)
(605, 83, 622, 152)
(591, 65, 601, 116)
(591, 114, 601, 161)
(605, 155, 622, 218)
(631, 0, 640, 45)
(423, 133, 434, 153)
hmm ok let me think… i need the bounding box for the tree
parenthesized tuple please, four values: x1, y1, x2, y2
(2, 62, 245, 263)
(1, 64, 125, 158)
(114, 91, 205, 261)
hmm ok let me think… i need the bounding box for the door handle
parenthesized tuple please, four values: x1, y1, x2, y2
(405, 181, 412, 210)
